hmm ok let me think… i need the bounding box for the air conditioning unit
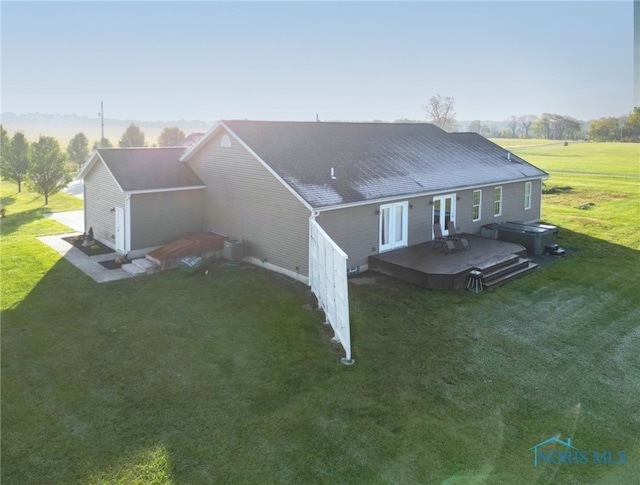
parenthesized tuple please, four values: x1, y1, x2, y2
(223, 239, 246, 261)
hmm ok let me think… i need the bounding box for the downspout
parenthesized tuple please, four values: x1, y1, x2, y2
(308, 210, 320, 286)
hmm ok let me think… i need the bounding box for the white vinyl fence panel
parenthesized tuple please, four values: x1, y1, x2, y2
(309, 217, 352, 363)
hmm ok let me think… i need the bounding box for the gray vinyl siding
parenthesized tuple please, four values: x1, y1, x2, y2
(84, 160, 125, 249)
(317, 179, 544, 270)
(317, 195, 432, 270)
(457, 179, 543, 234)
(129, 190, 204, 250)
(187, 129, 310, 275)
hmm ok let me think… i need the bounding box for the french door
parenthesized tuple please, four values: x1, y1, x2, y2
(379, 201, 408, 252)
(432, 194, 456, 237)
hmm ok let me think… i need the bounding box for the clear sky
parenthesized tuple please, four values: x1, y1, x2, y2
(1, 1, 635, 122)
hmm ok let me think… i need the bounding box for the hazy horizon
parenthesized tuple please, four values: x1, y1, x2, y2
(2, 1, 634, 124)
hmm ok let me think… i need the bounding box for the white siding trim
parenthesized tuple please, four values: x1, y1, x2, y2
(524, 181, 532, 210)
(316, 176, 547, 212)
(77, 152, 125, 192)
(124, 185, 206, 195)
(125, 195, 132, 253)
(472, 189, 482, 222)
(180, 121, 314, 212)
(494, 186, 503, 217)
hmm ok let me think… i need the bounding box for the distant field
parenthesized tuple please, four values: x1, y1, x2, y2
(489, 138, 564, 149)
(495, 141, 639, 177)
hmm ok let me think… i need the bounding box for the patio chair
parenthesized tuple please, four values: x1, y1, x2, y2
(447, 221, 471, 250)
(443, 239, 457, 252)
(457, 237, 471, 250)
(433, 223, 447, 248)
(447, 221, 461, 240)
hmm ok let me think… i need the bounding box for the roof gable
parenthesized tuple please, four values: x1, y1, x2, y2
(82, 147, 205, 193)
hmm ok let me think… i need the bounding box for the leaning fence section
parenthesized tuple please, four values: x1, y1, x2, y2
(309, 217, 353, 364)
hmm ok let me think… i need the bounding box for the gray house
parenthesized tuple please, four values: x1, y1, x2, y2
(79, 121, 548, 281)
(78, 147, 205, 255)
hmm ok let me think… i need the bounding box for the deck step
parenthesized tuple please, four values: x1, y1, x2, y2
(121, 263, 147, 276)
(482, 257, 530, 282)
(483, 261, 538, 289)
(132, 257, 159, 274)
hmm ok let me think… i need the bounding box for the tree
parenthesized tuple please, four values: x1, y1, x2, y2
(1, 132, 31, 192)
(468, 120, 490, 137)
(67, 132, 89, 171)
(422, 94, 457, 132)
(0, 125, 8, 158)
(158, 127, 186, 147)
(28, 136, 71, 205)
(518, 115, 537, 139)
(93, 137, 113, 150)
(118, 123, 146, 147)
(588, 117, 620, 142)
(625, 107, 640, 141)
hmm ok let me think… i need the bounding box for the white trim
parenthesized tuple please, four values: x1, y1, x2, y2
(180, 122, 222, 162)
(245, 256, 309, 285)
(379, 201, 409, 252)
(125, 195, 132, 253)
(472, 189, 482, 222)
(432, 194, 456, 237)
(493, 186, 503, 217)
(524, 181, 532, 210)
(75, 150, 100, 180)
(315, 176, 548, 212)
(115, 207, 125, 253)
(180, 121, 315, 212)
(124, 185, 206, 195)
(77, 151, 126, 193)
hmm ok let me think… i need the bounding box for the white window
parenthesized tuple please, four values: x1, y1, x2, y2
(472, 190, 482, 221)
(220, 134, 231, 148)
(379, 201, 408, 252)
(524, 181, 532, 210)
(494, 187, 502, 217)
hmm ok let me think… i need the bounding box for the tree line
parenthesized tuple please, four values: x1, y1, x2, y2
(422, 94, 640, 142)
(0, 124, 187, 204)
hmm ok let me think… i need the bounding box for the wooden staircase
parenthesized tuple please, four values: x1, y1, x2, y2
(476, 254, 538, 289)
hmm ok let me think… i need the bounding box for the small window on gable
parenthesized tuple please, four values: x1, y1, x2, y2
(220, 134, 231, 148)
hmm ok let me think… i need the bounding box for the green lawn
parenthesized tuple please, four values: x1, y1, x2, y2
(2, 147, 640, 485)
(501, 141, 640, 177)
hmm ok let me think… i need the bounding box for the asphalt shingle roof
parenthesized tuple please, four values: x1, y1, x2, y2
(97, 147, 204, 192)
(222, 120, 548, 208)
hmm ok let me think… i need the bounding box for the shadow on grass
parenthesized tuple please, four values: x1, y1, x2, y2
(2, 227, 639, 484)
(0, 207, 52, 237)
(0, 194, 17, 207)
(2, 258, 345, 483)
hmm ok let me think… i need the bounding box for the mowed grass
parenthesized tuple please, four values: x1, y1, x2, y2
(2, 147, 640, 485)
(507, 142, 639, 177)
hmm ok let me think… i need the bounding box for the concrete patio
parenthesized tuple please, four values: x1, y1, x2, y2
(39, 209, 133, 283)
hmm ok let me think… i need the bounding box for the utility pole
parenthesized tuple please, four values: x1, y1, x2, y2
(98, 101, 104, 145)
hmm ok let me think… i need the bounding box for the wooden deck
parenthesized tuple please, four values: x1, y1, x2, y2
(368, 234, 536, 290)
(146, 232, 227, 269)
